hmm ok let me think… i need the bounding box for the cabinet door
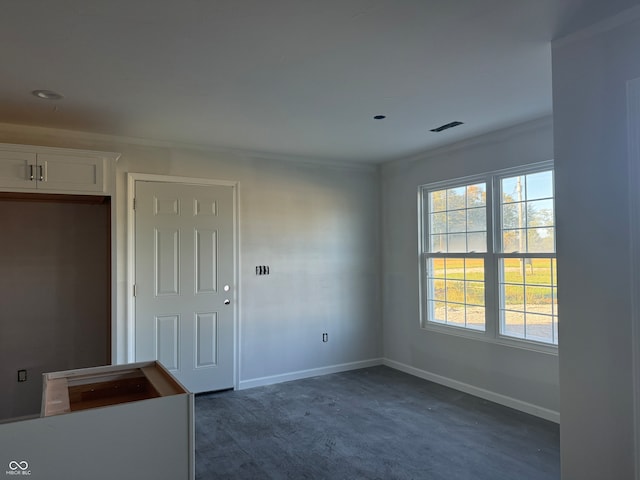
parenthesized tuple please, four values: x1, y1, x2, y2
(37, 153, 105, 193)
(0, 150, 37, 190)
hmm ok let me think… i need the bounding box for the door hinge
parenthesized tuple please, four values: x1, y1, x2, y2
(132, 198, 136, 210)
(133, 284, 138, 297)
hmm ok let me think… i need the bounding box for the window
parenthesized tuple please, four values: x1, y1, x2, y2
(419, 163, 557, 348)
(425, 183, 487, 331)
(498, 170, 557, 344)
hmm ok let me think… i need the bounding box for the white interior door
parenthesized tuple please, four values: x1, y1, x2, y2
(134, 180, 235, 393)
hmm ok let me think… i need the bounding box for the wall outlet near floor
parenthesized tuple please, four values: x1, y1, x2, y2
(322, 333, 328, 343)
(17, 369, 27, 382)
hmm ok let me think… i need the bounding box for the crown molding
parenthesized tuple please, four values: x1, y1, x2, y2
(384, 115, 553, 169)
(0, 122, 378, 173)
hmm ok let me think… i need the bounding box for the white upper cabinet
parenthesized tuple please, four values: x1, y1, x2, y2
(37, 153, 104, 192)
(0, 144, 119, 195)
(0, 150, 36, 190)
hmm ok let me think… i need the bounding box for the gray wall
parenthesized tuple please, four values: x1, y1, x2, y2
(552, 12, 640, 480)
(0, 126, 382, 389)
(0, 199, 110, 419)
(380, 117, 560, 414)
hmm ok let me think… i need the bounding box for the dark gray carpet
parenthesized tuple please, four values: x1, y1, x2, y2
(195, 366, 559, 480)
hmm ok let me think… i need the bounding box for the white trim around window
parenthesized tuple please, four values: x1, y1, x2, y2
(418, 161, 557, 355)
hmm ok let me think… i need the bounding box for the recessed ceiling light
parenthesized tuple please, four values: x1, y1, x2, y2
(373, 115, 386, 120)
(32, 90, 64, 100)
(430, 121, 464, 133)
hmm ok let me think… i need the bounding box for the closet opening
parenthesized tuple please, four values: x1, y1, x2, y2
(0, 192, 111, 421)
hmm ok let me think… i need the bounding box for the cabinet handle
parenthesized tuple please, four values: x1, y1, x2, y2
(38, 165, 44, 181)
(29, 165, 34, 181)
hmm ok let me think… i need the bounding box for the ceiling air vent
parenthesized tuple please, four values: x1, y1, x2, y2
(430, 121, 464, 133)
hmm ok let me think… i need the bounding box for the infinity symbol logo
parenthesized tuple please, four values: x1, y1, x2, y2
(8, 461, 29, 471)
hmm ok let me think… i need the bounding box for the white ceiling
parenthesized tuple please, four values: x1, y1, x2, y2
(1, 0, 637, 163)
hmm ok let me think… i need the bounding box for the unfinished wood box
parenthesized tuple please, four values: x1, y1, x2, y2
(0, 361, 194, 480)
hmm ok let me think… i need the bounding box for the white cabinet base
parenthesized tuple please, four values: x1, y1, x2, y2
(0, 362, 194, 480)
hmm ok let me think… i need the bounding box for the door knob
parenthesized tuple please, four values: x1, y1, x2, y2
(224, 299, 230, 305)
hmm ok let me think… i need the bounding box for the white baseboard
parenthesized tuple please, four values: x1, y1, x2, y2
(238, 358, 383, 390)
(383, 358, 560, 424)
(237, 357, 560, 424)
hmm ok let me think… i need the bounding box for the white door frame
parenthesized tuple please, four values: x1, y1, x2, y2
(126, 172, 240, 389)
(627, 77, 640, 480)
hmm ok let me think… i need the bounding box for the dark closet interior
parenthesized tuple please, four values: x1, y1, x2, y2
(0, 193, 111, 420)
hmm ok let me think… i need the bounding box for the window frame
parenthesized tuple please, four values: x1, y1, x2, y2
(418, 161, 557, 354)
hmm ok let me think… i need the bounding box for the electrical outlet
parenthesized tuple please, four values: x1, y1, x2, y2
(322, 333, 328, 343)
(17, 369, 27, 382)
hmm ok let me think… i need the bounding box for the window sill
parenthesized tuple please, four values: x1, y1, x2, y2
(421, 322, 559, 356)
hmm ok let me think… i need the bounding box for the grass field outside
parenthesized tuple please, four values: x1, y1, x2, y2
(427, 257, 558, 343)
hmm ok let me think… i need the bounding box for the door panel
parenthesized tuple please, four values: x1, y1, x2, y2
(194, 197, 217, 216)
(154, 196, 179, 216)
(135, 181, 235, 393)
(156, 315, 179, 370)
(196, 312, 218, 368)
(155, 228, 180, 296)
(195, 229, 218, 294)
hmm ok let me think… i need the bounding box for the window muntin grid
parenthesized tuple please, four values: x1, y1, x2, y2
(428, 183, 487, 254)
(499, 171, 555, 254)
(499, 258, 558, 345)
(426, 257, 485, 331)
(424, 181, 487, 332)
(498, 169, 557, 345)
